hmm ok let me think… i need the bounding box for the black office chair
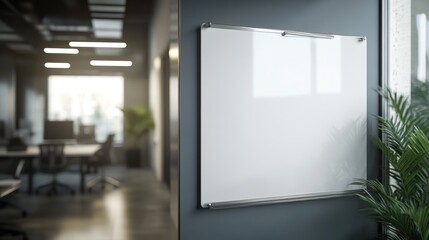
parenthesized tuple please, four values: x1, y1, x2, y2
(0, 160, 28, 240)
(87, 134, 119, 191)
(35, 144, 75, 195)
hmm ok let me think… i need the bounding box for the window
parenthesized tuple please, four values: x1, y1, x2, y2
(48, 75, 124, 143)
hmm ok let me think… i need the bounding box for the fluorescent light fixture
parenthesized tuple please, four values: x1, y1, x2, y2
(44, 48, 79, 54)
(69, 41, 126, 48)
(44, 62, 71, 69)
(90, 60, 132, 67)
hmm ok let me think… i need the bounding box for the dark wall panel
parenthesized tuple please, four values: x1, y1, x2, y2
(179, 0, 380, 239)
(0, 48, 16, 138)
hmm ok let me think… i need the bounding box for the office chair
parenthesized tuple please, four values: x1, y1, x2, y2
(35, 144, 75, 195)
(87, 134, 119, 191)
(0, 160, 28, 240)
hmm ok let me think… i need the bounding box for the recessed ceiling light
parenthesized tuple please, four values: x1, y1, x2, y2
(44, 62, 71, 69)
(69, 41, 126, 48)
(44, 48, 79, 54)
(90, 60, 132, 67)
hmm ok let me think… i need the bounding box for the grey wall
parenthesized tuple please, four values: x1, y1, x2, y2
(179, 0, 380, 239)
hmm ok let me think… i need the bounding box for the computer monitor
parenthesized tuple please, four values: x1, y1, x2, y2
(44, 120, 75, 141)
(77, 124, 96, 143)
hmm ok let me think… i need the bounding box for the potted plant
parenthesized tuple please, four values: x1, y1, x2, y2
(356, 88, 429, 240)
(121, 106, 155, 168)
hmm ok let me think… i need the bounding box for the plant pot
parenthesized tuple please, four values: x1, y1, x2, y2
(125, 148, 148, 168)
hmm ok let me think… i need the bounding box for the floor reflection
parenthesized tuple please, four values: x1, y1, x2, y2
(2, 167, 177, 240)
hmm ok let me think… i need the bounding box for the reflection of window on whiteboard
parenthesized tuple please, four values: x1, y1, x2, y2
(252, 36, 341, 98)
(48, 75, 124, 143)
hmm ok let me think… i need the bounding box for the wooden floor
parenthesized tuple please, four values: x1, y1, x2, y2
(0, 167, 178, 240)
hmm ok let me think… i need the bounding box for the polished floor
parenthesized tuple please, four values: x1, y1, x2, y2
(0, 166, 178, 240)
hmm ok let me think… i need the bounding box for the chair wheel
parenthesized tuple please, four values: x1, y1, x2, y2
(70, 190, 75, 195)
(22, 211, 27, 218)
(35, 190, 39, 195)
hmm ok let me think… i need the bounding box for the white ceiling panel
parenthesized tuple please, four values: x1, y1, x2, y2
(92, 19, 123, 30)
(89, 5, 126, 13)
(94, 48, 124, 56)
(94, 30, 122, 39)
(88, 0, 126, 5)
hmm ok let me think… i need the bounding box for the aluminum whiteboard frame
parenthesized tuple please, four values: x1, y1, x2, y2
(207, 190, 363, 210)
(201, 22, 366, 41)
(200, 22, 368, 209)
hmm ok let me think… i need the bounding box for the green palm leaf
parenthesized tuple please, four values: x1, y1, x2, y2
(357, 88, 429, 240)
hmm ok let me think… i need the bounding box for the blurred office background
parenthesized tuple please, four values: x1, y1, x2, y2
(0, 0, 179, 239)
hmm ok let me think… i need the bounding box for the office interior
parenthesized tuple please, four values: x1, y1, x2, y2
(0, 0, 428, 240)
(0, 0, 178, 239)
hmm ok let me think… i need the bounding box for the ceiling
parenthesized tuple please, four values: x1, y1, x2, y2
(0, 0, 153, 74)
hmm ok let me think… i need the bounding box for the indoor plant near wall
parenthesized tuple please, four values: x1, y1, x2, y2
(121, 106, 155, 168)
(356, 89, 429, 240)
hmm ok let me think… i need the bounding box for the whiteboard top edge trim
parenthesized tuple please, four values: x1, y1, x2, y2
(201, 22, 367, 40)
(203, 189, 365, 209)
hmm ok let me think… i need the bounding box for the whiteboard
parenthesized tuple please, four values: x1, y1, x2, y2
(200, 24, 367, 208)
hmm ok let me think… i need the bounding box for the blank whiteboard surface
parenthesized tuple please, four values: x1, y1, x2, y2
(201, 26, 367, 208)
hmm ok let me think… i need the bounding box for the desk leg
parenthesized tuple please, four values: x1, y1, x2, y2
(27, 158, 34, 194)
(80, 157, 86, 194)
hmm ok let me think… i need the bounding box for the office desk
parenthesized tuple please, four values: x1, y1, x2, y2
(0, 144, 100, 194)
